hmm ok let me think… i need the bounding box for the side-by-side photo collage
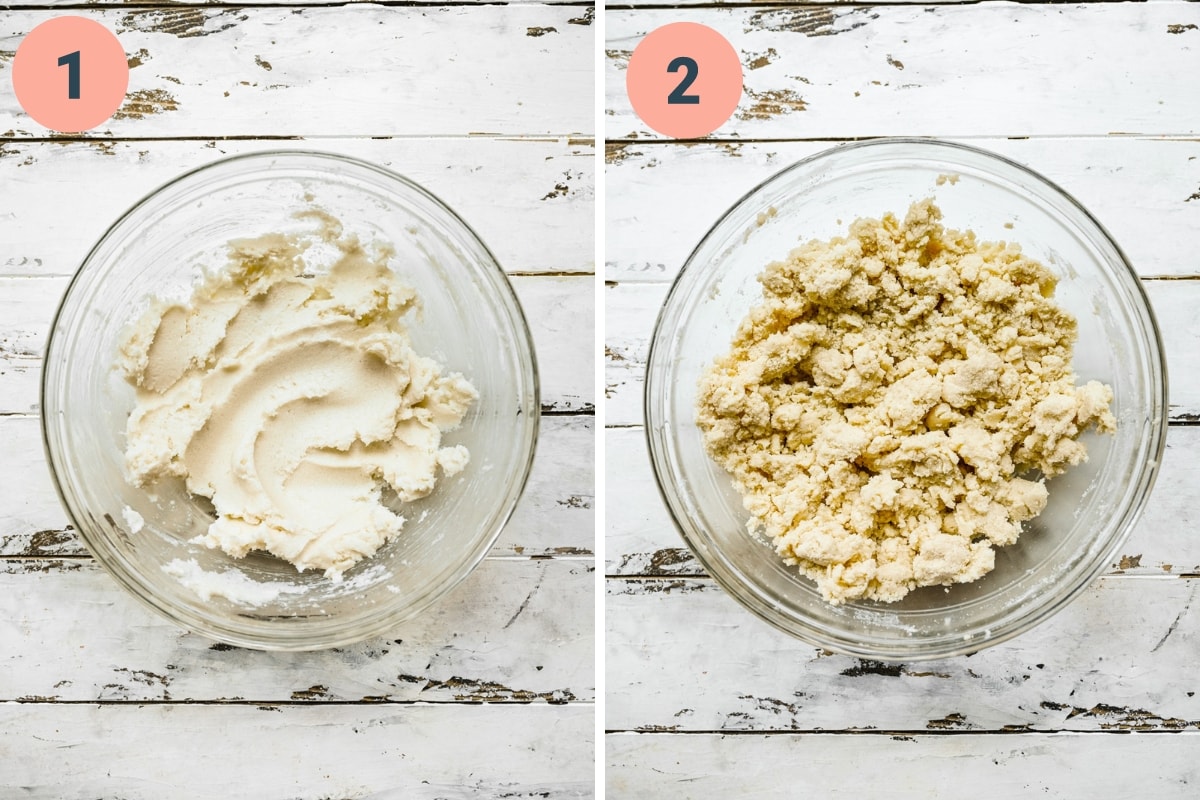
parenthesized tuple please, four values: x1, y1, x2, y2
(1, 1, 1195, 796)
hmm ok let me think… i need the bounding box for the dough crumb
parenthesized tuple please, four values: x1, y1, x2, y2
(163, 558, 307, 606)
(121, 506, 145, 534)
(696, 199, 1114, 604)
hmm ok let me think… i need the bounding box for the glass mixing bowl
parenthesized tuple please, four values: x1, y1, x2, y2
(42, 150, 539, 650)
(645, 138, 1167, 660)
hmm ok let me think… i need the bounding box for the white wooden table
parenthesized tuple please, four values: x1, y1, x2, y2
(0, 4, 595, 796)
(605, 3, 1200, 795)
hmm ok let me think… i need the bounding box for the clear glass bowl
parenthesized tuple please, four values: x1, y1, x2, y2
(42, 150, 539, 651)
(645, 138, 1167, 660)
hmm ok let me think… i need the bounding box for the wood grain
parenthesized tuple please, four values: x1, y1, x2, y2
(605, 424, 1200, 578)
(0, 274, 593, 416)
(606, 4, 1200, 140)
(603, 280, 1199, 426)
(1, 703, 592, 799)
(1, 6, 593, 137)
(0, 138, 594, 278)
(607, 731, 1200, 798)
(605, 139, 1200, 282)
(1, 558, 592, 703)
(0, 415, 592, 559)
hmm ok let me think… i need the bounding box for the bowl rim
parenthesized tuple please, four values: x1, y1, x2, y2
(643, 136, 1169, 660)
(40, 148, 541, 651)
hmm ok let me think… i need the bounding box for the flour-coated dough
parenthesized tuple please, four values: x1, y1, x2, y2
(696, 200, 1114, 604)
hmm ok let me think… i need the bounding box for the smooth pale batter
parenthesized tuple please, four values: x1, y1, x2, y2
(119, 212, 476, 579)
(696, 200, 1115, 605)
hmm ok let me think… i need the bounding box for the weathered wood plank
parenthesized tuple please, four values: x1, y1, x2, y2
(0, 6, 592, 137)
(1, 558, 592, 703)
(604, 280, 1200, 426)
(1, 703, 593, 799)
(0, 274, 593, 416)
(607, 731, 1199, 798)
(0, 415, 592, 558)
(507, 414, 594, 556)
(603, 281, 661, 427)
(34, 0, 596, 6)
(606, 576, 1200, 733)
(605, 138, 1200, 282)
(0, 138, 593, 278)
(606, 5, 1200, 140)
(530, 276, 596, 413)
(612, 0, 1175, 5)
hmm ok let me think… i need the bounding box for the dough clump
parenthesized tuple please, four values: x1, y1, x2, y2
(696, 199, 1115, 604)
(120, 211, 477, 579)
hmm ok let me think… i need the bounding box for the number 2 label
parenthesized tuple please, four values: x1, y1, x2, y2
(625, 22, 743, 139)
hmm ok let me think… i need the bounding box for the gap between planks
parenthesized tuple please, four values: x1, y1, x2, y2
(1, 1, 597, 10)
(0, 408, 595, 417)
(606, 0, 1161, 8)
(602, 420, 1200, 428)
(606, 572, 1200, 581)
(604, 728, 1200, 736)
(0, 409, 594, 416)
(0, 553, 596, 561)
(604, 277, 1200, 292)
(9, 698, 597, 706)
(0, 553, 597, 561)
(605, 135, 1200, 146)
(0, 135, 597, 145)
(0, 0, 1148, 7)
(604, 276, 1200, 286)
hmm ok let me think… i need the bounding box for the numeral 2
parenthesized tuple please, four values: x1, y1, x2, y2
(666, 56, 700, 105)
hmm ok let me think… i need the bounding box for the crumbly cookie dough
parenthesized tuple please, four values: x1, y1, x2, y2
(120, 212, 477, 579)
(696, 199, 1114, 604)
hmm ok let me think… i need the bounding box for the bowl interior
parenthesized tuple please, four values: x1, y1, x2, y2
(647, 139, 1166, 658)
(42, 151, 539, 649)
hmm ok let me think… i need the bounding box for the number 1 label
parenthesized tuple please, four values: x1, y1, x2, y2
(11, 17, 129, 133)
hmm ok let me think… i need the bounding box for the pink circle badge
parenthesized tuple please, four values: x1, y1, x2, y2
(12, 17, 130, 133)
(625, 22, 743, 139)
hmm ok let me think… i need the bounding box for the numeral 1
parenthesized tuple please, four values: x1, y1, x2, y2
(58, 50, 81, 100)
